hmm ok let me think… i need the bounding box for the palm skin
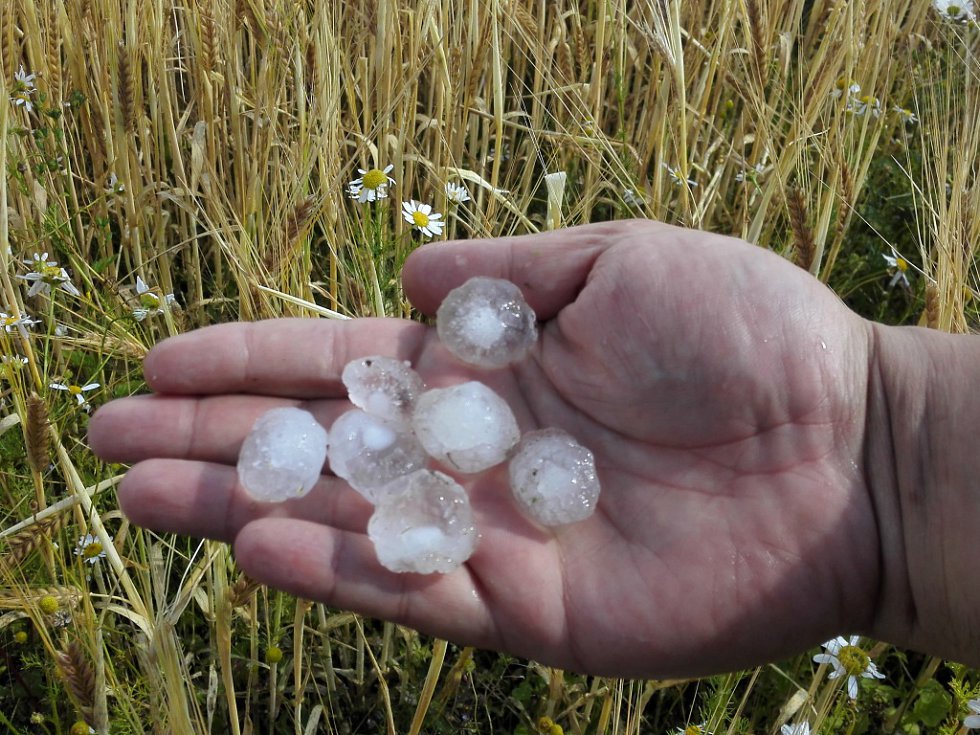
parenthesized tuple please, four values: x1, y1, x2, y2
(89, 220, 880, 679)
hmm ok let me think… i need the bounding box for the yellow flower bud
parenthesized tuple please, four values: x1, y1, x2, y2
(39, 595, 59, 615)
(265, 645, 283, 664)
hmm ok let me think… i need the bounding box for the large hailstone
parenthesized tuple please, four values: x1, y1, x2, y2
(237, 407, 329, 501)
(412, 381, 520, 473)
(508, 428, 600, 526)
(327, 408, 428, 503)
(341, 355, 425, 423)
(367, 470, 478, 573)
(436, 276, 538, 368)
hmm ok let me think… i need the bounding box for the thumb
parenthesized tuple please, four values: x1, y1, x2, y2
(401, 220, 647, 319)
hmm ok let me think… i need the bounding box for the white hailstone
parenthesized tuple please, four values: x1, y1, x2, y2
(327, 408, 428, 503)
(508, 428, 601, 526)
(368, 470, 478, 573)
(237, 407, 328, 502)
(436, 277, 538, 369)
(412, 381, 520, 473)
(342, 355, 425, 423)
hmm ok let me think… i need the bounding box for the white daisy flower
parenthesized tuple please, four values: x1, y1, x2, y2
(105, 172, 126, 195)
(622, 188, 646, 207)
(831, 77, 862, 100)
(813, 635, 885, 700)
(847, 94, 882, 118)
(892, 106, 919, 124)
(661, 162, 697, 188)
(445, 181, 471, 204)
(934, 0, 975, 21)
(348, 164, 395, 203)
(132, 276, 178, 321)
(781, 722, 811, 735)
(0, 311, 39, 339)
(964, 698, 980, 729)
(17, 253, 81, 298)
(11, 66, 37, 113)
(401, 200, 445, 239)
(73, 533, 111, 565)
(883, 253, 911, 289)
(50, 381, 100, 409)
(674, 724, 712, 735)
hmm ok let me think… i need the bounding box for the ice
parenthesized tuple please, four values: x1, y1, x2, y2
(508, 428, 600, 526)
(367, 470, 478, 573)
(327, 408, 428, 503)
(237, 407, 329, 502)
(342, 356, 425, 423)
(412, 381, 520, 473)
(436, 277, 538, 368)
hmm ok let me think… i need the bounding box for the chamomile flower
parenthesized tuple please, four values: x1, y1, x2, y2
(10, 66, 37, 113)
(622, 188, 646, 207)
(348, 164, 395, 203)
(445, 181, 471, 204)
(50, 380, 100, 409)
(883, 253, 911, 289)
(892, 106, 919, 124)
(964, 699, 980, 729)
(735, 162, 767, 183)
(674, 724, 712, 735)
(402, 200, 445, 239)
(831, 77, 861, 100)
(17, 253, 81, 298)
(781, 722, 811, 735)
(133, 276, 178, 321)
(813, 635, 885, 700)
(0, 311, 38, 339)
(847, 94, 882, 118)
(934, 0, 975, 21)
(662, 162, 697, 188)
(105, 172, 126, 195)
(73, 533, 111, 565)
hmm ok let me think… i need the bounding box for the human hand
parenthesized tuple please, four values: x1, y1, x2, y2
(89, 220, 879, 678)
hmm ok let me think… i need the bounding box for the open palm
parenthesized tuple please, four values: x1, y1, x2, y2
(89, 220, 879, 678)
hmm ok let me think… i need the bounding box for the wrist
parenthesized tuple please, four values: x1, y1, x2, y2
(863, 321, 980, 665)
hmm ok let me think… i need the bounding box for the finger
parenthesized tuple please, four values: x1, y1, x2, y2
(401, 220, 667, 318)
(234, 517, 500, 649)
(143, 318, 430, 396)
(117, 459, 372, 542)
(89, 394, 344, 464)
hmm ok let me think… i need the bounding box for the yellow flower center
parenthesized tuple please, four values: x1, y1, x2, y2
(140, 291, 161, 308)
(2, 316, 16, 327)
(40, 264, 64, 282)
(362, 168, 387, 190)
(265, 645, 284, 664)
(895, 257, 908, 272)
(412, 210, 430, 228)
(82, 541, 102, 558)
(68, 385, 83, 395)
(835, 76, 851, 90)
(838, 644, 870, 677)
(39, 595, 60, 615)
(684, 727, 704, 735)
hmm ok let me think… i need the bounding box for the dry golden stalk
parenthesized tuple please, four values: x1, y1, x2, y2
(787, 187, 816, 273)
(227, 572, 261, 608)
(0, 585, 82, 611)
(117, 42, 135, 133)
(55, 640, 97, 722)
(925, 282, 940, 329)
(25, 393, 51, 474)
(572, 19, 588, 82)
(835, 160, 854, 239)
(0, 513, 68, 572)
(284, 197, 316, 246)
(511, 1, 538, 45)
(746, 0, 767, 88)
(556, 40, 574, 84)
(45, 10, 63, 102)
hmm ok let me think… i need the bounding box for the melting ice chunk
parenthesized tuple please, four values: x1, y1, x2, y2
(342, 355, 425, 423)
(327, 408, 428, 503)
(367, 470, 478, 573)
(412, 381, 520, 473)
(508, 428, 600, 526)
(237, 407, 328, 502)
(436, 277, 538, 368)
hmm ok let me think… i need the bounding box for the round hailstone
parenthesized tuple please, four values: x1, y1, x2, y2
(368, 470, 478, 574)
(412, 381, 520, 473)
(327, 408, 428, 503)
(342, 355, 425, 423)
(436, 276, 538, 369)
(237, 407, 328, 502)
(508, 428, 601, 526)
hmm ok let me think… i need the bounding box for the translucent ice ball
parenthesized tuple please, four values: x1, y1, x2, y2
(342, 355, 425, 423)
(436, 276, 538, 369)
(327, 408, 428, 503)
(508, 428, 600, 526)
(367, 470, 478, 574)
(412, 381, 520, 473)
(237, 407, 329, 502)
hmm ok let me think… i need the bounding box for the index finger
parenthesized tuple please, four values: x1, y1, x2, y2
(143, 317, 430, 396)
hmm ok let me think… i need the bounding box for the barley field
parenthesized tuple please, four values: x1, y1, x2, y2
(1, 0, 979, 733)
